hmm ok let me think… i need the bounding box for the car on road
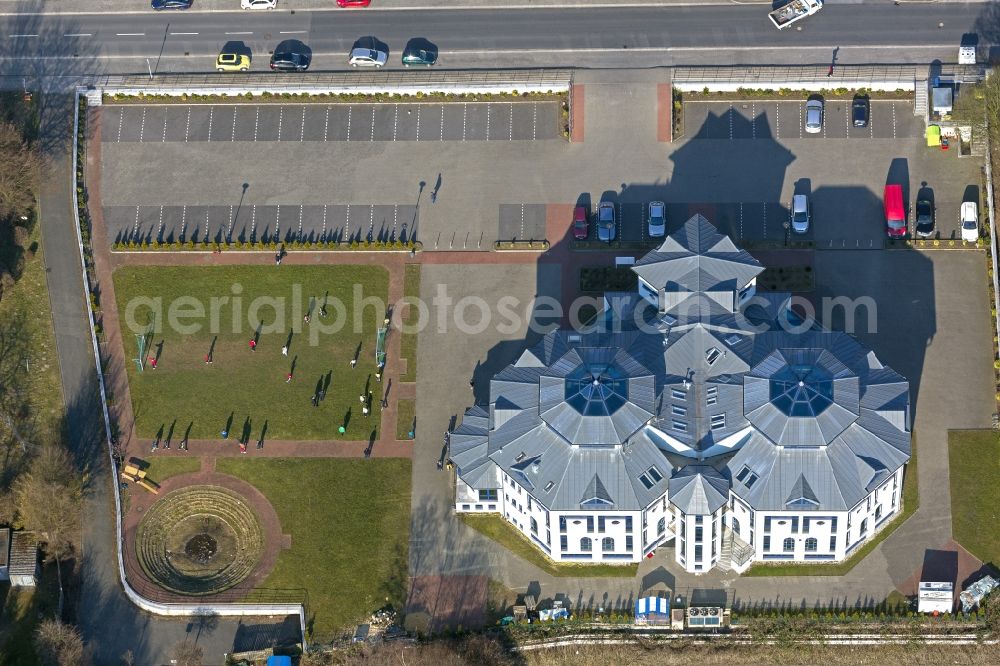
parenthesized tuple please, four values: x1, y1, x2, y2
(572, 206, 589, 240)
(805, 98, 823, 134)
(151, 0, 192, 9)
(884, 184, 907, 238)
(961, 201, 979, 242)
(270, 43, 311, 71)
(915, 198, 935, 237)
(598, 202, 616, 242)
(791, 194, 810, 233)
(337, 0, 371, 6)
(402, 45, 438, 67)
(349, 47, 388, 68)
(241, 0, 276, 8)
(852, 95, 870, 128)
(648, 201, 666, 237)
(216, 51, 250, 72)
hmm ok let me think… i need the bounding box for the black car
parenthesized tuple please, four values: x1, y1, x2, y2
(151, 0, 192, 9)
(270, 50, 311, 72)
(915, 199, 935, 237)
(852, 95, 870, 128)
(402, 38, 438, 67)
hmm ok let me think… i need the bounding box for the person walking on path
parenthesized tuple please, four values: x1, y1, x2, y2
(239, 441, 247, 453)
(282, 345, 288, 356)
(249, 339, 257, 352)
(275, 251, 282, 266)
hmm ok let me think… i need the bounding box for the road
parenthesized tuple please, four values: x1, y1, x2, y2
(0, 4, 992, 77)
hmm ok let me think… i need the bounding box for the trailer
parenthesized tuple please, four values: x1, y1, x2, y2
(917, 582, 954, 615)
(769, 0, 823, 30)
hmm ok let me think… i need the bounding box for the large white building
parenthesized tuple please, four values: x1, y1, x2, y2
(450, 215, 910, 573)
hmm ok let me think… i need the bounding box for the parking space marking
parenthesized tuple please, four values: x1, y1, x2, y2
(520, 203, 526, 239)
(486, 103, 491, 140)
(321, 205, 328, 241)
(368, 205, 375, 241)
(762, 202, 767, 239)
(274, 204, 281, 242)
(277, 107, 283, 141)
(300, 107, 306, 142)
(371, 107, 376, 142)
(799, 103, 803, 139)
(133, 206, 140, 239)
(323, 106, 330, 141)
(463, 103, 468, 141)
(393, 104, 399, 141)
(892, 102, 897, 139)
(393, 204, 399, 239)
(751, 103, 755, 139)
(253, 106, 260, 142)
(822, 108, 827, 139)
(640, 204, 646, 242)
(870, 109, 874, 139)
(440, 106, 445, 141)
(415, 106, 421, 141)
(184, 108, 191, 142)
(161, 111, 167, 142)
(297, 205, 304, 240)
(250, 205, 257, 243)
(345, 204, 351, 240)
(203, 209, 209, 242)
(347, 106, 352, 141)
(117, 109, 123, 143)
(156, 205, 163, 242)
(739, 202, 744, 240)
(729, 104, 734, 140)
(533, 103, 538, 141)
(139, 108, 146, 142)
(231, 107, 237, 142)
(179, 205, 187, 241)
(227, 205, 234, 241)
(510, 104, 514, 141)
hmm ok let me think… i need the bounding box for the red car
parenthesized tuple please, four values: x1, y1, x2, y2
(337, 0, 370, 6)
(572, 205, 589, 240)
(884, 184, 906, 238)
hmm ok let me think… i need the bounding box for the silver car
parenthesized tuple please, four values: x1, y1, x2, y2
(349, 47, 387, 68)
(791, 194, 810, 233)
(648, 201, 666, 237)
(805, 99, 823, 134)
(598, 202, 616, 242)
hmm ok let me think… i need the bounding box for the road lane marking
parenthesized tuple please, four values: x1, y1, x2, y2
(279, 30, 306, 34)
(116, 33, 145, 36)
(225, 32, 252, 35)
(10, 34, 38, 38)
(170, 32, 198, 36)
(64, 33, 91, 37)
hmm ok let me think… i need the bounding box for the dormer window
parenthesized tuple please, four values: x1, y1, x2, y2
(515, 452, 526, 463)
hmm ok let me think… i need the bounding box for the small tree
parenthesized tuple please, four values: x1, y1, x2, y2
(33, 620, 87, 666)
(0, 121, 41, 221)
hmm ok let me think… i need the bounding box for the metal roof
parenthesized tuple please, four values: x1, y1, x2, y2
(7, 531, 38, 576)
(668, 465, 729, 514)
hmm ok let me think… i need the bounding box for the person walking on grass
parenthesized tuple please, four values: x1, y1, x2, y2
(249, 339, 257, 352)
(351, 358, 357, 369)
(286, 372, 294, 383)
(282, 345, 288, 356)
(148, 357, 157, 369)
(204, 353, 213, 364)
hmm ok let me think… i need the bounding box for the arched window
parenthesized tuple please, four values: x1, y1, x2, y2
(602, 537, 615, 552)
(657, 517, 666, 535)
(783, 537, 795, 552)
(732, 517, 741, 536)
(805, 537, 818, 552)
(580, 537, 592, 552)
(530, 517, 538, 535)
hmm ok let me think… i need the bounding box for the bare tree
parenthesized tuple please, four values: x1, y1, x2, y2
(0, 121, 41, 221)
(172, 640, 204, 666)
(119, 649, 135, 666)
(33, 620, 88, 666)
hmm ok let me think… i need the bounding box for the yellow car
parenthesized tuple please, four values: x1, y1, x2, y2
(216, 52, 250, 72)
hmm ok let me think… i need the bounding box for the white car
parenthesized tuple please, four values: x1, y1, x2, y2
(961, 201, 979, 242)
(349, 47, 388, 68)
(804, 99, 823, 134)
(791, 194, 810, 233)
(648, 201, 666, 237)
(241, 0, 276, 9)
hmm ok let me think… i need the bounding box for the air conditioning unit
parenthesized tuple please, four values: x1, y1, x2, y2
(686, 606, 724, 627)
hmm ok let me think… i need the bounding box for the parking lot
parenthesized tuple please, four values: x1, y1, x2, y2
(100, 101, 562, 144)
(684, 100, 924, 141)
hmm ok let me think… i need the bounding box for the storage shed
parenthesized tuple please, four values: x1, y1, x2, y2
(917, 581, 954, 614)
(0, 528, 9, 582)
(8, 531, 39, 587)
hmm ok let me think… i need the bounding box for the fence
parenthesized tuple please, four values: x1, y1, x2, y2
(986, 129, 1000, 361)
(672, 65, 918, 93)
(71, 91, 307, 646)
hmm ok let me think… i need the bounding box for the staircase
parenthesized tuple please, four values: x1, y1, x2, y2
(717, 530, 734, 572)
(914, 80, 928, 119)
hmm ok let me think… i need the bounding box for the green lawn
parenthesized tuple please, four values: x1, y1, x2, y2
(113, 265, 388, 441)
(949, 430, 1000, 565)
(745, 435, 919, 577)
(217, 457, 411, 641)
(142, 456, 202, 483)
(399, 263, 420, 382)
(459, 514, 639, 578)
(396, 398, 415, 440)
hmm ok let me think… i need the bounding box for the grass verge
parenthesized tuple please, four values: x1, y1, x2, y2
(396, 399, 415, 440)
(399, 263, 420, 382)
(459, 514, 638, 578)
(141, 456, 202, 484)
(217, 457, 411, 641)
(949, 430, 1000, 565)
(745, 434, 918, 577)
(113, 265, 388, 441)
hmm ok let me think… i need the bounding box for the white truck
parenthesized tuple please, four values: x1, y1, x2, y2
(769, 0, 823, 30)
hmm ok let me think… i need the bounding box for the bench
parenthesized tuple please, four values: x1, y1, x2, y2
(137, 479, 160, 495)
(121, 471, 137, 483)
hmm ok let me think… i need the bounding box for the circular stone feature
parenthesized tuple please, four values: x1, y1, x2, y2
(136, 486, 264, 596)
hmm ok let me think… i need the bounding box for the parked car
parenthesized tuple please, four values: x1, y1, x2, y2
(961, 201, 979, 242)
(791, 194, 810, 233)
(349, 47, 388, 68)
(216, 51, 250, 72)
(915, 199, 935, 237)
(648, 201, 666, 237)
(598, 202, 616, 242)
(151, 0, 192, 9)
(884, 184, 907, 238)
(402, 44, 438, 67)
(337, 0, 371, 6)
(852, 95, 870, 128)
(805, 98, 823, 134)
(572, 206, 589, 240)
(241, 0, 276, 8)
(270, 46, 310, 72)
